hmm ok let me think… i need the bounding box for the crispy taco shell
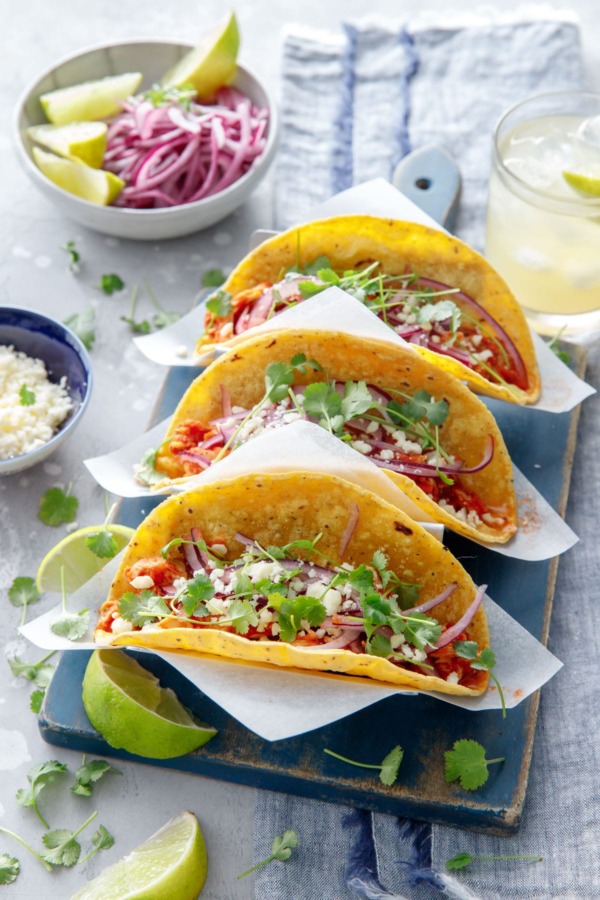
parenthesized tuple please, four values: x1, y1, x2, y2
(157, 329, 517, 544)
(198, 215, 540, 405)
(98, 472, 490, 696)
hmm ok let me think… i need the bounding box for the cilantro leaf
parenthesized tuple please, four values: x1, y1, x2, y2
(30, 690, 45, 714)
(8, 651, 55, 688)
(268, 592, 326, 642)
(118, 590, 170, 627)
(180, 574, 214, 617)
(402, 612, 442, 651)
(289, 352, 322, 373)
(64, 309, 96, 351)
(201, 268, 225, 287)
(8, 576, 41, 621)
(0, 854, 19, 885)
(72, 757, 121, 797)
(61, 240, 80, 272)
(134, 447, 164, 486)
(341, 381, 374, 421)
(454, 640, 506, 718)
(416, 299, 461, 334)
(97, 273, 125, 295)
(347, 564, 375, 596)
(16, 760, 68, 828)
(19, 384, 36, 406)
(121, 314, 152, 334)
(444, 739, 505, 791)
(324, 745, 403, 786)
(237, 829, 298, 879)
(90, 824, 114, 851)
(232, 573, 253, 597)
(225, 598, 259, 635)
(41, 810, 98, 868)
(302, 382, 343, 432)
(265, 361, 295, 403)
(446, 851, 543, 871)
(85, 530, 119, 559)
(50, 609, 90, 641)
(152, 310, 180, 330)
(39, 486, 79, 526)
(395, 389, 449, 428)
(206, 290, 232, 317)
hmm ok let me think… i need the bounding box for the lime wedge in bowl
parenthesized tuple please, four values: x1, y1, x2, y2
(32, 148, 124, 204)
(40, 72, 142, 124)
(161, 11, 240, 99)
(82, 649, 217, 758)
(27, 121, 108, 168)
(69, 809, 207, 900)
(562, 169, 600, 198)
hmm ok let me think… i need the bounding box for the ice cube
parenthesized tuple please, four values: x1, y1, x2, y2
(577, 116, 600, 148)
(513, 246, 553, 271)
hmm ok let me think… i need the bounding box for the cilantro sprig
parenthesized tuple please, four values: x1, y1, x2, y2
(97, 273, 125, 295)
(60, 240, 80, 273)
(50, 567, 90, 641)
(446, 851, 543, 871)
(444, 739, 505, 791)
(38, 485, 79, 526)
(64, 308, 96, 351)
(71, 755, 121, 798)
(16, 760, 68, 829)
(237, 829, 298, 879)
(454, 641, 506, 718)
(8, 576, 41, 627)
(324, 745, 403, 786)
(8, 651, 55, 711)
(0, 854, 20, 885)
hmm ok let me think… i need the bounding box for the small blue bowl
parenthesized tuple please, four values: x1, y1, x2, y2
(0, 307, 93, 474)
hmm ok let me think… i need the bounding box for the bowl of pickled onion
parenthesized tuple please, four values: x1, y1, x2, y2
(14, 39, 278, 240)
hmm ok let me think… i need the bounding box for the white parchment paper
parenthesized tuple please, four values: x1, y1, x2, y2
(20, 549, 562, 742)
(132, 179, 595, 413)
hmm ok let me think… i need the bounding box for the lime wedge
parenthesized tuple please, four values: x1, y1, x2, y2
(160, 11, 240, 100)
(69, 809, 207, 900)
(36, 524, 135, 594)
(40, 72, 142, 125)
(82, 649, 217, 758)
(562, 170, 600, 198)
(27, 121, 108, 168)
(32, 147, 124, 205)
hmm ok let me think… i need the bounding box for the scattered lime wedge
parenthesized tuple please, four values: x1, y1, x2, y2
(27, 121, 108, 168)
(562, 170, 600, 198)
(36, 524, 135, 594)
(161, 11, 240, 99)
(82, 649, 217, 758)
(69, 809, 207, 900)
(32, 147, 124, 204)
(40, 72, 142, 125)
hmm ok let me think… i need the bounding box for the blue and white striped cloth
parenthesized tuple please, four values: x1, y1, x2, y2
(255, 15, 600, 900)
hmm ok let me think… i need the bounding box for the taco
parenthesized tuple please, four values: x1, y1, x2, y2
(197, 215, 540, 405)
(96, 472, 491, 696)
(140, 329, 517, 545)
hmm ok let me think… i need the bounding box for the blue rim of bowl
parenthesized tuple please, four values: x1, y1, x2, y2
(13, 39, 279, 217)
(0, 306, 93, 465)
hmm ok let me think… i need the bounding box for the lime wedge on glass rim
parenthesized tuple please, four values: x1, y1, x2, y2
(69, 809, 207, 900)
(82, 649, 217, 758)
(39, 72, 142, 125)
(27, 121, 108, 168)
(32, 147, 124, 204)
(562, 169, 600, 197)
(35, 523, 135, 594)
(160, 11, 240, 99)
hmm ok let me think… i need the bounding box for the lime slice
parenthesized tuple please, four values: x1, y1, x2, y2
(36, 524, 135, 594)
(161, 12, 240, 100)
(562, 170, 600, 198)
(82, 649, 217, 758)
(69, 809, 207, 900)
(27, 122, 108, 168)
(40, 72, 142, 125)
(32, 147, 124, 205)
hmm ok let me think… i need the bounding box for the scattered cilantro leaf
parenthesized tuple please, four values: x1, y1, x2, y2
(0, 853, 19, 885)
(0, 826, 53, 873)
(8, 576, 41, 626)
(19, 384, 36, 406)
(72, 756, 121, 798)
(85, 530, 118, 559)
(324, 745, 403, 786)
(446, 852, 543, 871)
(40, 811, 100, 868)
(121, 314, 152, 334)
(79, 825, 115, 864)
(454, 641, 506, 719)
(97, 273, 125, 295)
(8, 651, 55, 688)
(39, 486, 79, 526)
(118, 590, 170, 627)
(64, 308, 96, 351)
(237, 829, 298, 879)
(30, 690, 45, 714)
(153, 309, 180, 329)
(16, 760, 68, 828)
(50, 567, 90, 641)
(444, 739, 505, 791)
(201, 268, 225, 287)
(205, 289, 233, 317)
(61, 240, 80, 272)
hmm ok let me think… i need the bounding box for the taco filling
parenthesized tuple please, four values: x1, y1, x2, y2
(202, 264, 529, 394)
(139, 358, 507, 536)
(97, 530, 488, 692)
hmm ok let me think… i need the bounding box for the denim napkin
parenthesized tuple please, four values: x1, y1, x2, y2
(255, 14, 597, 900)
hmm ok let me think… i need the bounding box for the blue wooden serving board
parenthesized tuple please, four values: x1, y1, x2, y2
(39, 346, 585, 835)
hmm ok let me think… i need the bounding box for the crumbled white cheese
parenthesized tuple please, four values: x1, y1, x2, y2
(377, 449, 395, 461)
(391, 429, 423, 454)
(304, 580, 329, 599)
(351, 440, 372, 455)
(0, 345, 73, 460)
(446, 672, 460, 684)
(110, 616, 133, 634)
(322, 588, 342, 616)
(438, 499, 482, 527)
(247, 560, 284, 583)
(130, 575, 155, 590)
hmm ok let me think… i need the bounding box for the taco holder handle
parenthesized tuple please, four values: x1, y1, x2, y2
(391, 143, 462, 232)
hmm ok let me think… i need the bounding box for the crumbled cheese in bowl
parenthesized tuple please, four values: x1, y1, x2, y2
(0, 345, 73, 459)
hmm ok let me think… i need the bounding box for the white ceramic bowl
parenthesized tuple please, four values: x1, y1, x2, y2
(14, 40, 278, 240)
(0, 308, 93, 475)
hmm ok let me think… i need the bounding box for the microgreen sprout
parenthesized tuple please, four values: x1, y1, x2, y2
(237, 829, 298, 879)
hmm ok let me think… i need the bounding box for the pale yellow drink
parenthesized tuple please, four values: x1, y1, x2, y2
(485, 93, 600, 335)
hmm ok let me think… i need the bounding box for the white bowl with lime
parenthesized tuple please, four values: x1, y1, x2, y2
(14, 14, 278, 240)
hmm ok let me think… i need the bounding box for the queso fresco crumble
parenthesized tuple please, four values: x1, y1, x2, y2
(0, 345, 73, 459)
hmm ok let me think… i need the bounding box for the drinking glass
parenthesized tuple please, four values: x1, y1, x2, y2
(485, 90, 600, 336)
